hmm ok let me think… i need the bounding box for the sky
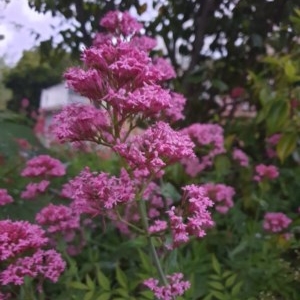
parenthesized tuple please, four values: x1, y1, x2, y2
(0, 0, 71, 65)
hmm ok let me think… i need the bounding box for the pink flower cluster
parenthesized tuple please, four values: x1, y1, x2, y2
(100, 10, 143, 36)
(21, 180, 50, 200)
(232, 148, 249, 167)
(266, 134, 281, 158)
(1, 249, 65, 285)
(21, 155, 66, 178)
(167, 185, 214, 248)
(254, 164, 279, 182)
(68, 168, 135, 216)
(0, 220, 65, 286)
(202, 183, 235, 214)
(36, 204, 83, 255)
(53, 10, 181, 145)
(36, 204, 80, 234)
(181, 124, 225, 177)
(0, 189, 13, 206)
(144, 273, 190, 300)
(263, 212, 292, 233)
(52, 104, 111, 144)
(114, 122, 195, 178)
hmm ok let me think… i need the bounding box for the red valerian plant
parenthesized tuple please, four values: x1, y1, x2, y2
(50, 10, 216, 298)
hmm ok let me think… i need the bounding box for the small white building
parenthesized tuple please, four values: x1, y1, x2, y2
(38, 83, 89, 146)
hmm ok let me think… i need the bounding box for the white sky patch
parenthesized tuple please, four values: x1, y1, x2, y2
(0, 0, 71, 65)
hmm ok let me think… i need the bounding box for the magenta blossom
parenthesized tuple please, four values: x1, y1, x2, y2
(144, 273, 190, 300)
(263, 212, 292, 233)
(202, 183, 235, 214)
(232, 148, 249, 167)
(21, 155, 66, 178)
(0, 249, 65, 285)
(181, 124, 225, 177)
(114, 122, 195, 178)
(254, 164, 279, 182)
(167, 185, 214, 248)
(0, 189, 13, 206)
(21, 180, 50, 200)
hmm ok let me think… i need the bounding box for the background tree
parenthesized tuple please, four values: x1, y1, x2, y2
(4, 48, 74, 114)
(27, 0, 298, 123)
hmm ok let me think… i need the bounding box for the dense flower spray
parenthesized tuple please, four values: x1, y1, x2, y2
(0, 220, 65, 286)
(50, 9, 215, 298)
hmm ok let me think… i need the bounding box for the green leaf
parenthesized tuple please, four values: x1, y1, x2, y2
(68, 281, 89, 290)
(139, 290, 154, 300)
(266, 101, 289, 133)
(86, 274, 95, 290)
(138, 249, 153, 272)
(225, 274, 237, 288)
(212, 255, 221, 275)
(96, 293, 111, 300)
(211, 290, 227, 300)
(116, 266, 128, 289)
(114, 288, 129, 297)
(276, 133, 297, 162)
(208, 281, 224, 290)
(84, 291, 95, 300)
(284, 60, 297, 80)
(202, 294, 213, 300)
(231, 281, 243, 296)
(96, 268, 110, 291)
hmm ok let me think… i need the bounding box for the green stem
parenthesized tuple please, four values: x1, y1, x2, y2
(138, 198, 168, 286)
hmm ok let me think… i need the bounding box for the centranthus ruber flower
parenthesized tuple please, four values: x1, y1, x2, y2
(202, 183, 235, 214)
(52, 104, 111, 144)
(167, 185, 214, 248)
(67, 167, 135, 216)
(114, 121, 195, 178)
(254, 164, 279, 182)
(21, 180, 50, 200)
(181, 124, 225, 177)
(0, 220, 66, 286)
(21, 154, 66, 178)
(1, 249, 65, 285)
(232, 148, 249, 167)
(263, 212, 292, 233)
(0, 189, 13, 206)
(0, 220, 48, 261)
(144, 273, 191, 300)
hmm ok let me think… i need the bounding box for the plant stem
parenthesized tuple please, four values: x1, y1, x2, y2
(138, 198, 168, 286)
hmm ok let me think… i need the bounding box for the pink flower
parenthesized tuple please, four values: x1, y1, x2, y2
(68, 168, 135, 216)
(0, 249, 65, 285)
(153, 57, 176, 81)
(202, 183, 235, 214)
(36, 204, 80, 235)
(266, 134, 281, 158)
(53, 104, 111, 144)
(167, 185, 214, 248)
(64, 68, 105, 100)
(100, 10, 143, 36)
(21, 180, 50, 200)
(148, 220, 168, 234)
(232, 148, 249, 167)
(254, 164, 279, 182)
(0, 220, 48, 261)
(164, 92, 186, 123)
(230, 87, 245, 98)
(263, 212, 292, 233)
(144, 273, 190, 300)
(181, 124, 225, 177)
(21, 155, 66, 178)
(114, 122, 195, 178)
(0, 189, 13, 206)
